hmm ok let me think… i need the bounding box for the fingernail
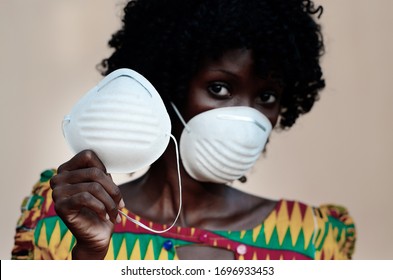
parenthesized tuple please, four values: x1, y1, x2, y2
(119, 199, 125, 209)
(105, 213, 110, 221)
(116, 214, 122, 224)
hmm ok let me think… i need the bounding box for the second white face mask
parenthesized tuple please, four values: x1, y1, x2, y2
(178, 106, 272, 184)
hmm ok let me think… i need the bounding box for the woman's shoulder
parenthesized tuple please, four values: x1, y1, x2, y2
(257, 199, 356, 260)
(276, 199, 356, 259)
(12, 169, 75, 260)
(13, 169, 56, 259)
(313, 203, 356, 259)
(15, 169, 57, 228)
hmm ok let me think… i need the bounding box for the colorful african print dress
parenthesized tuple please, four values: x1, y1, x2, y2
(12, 169, 356, 260)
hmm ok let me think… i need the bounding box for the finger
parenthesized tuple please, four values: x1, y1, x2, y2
(53, 167, 111, 185)
(51, 167, 122, 209)
(52, 182, 119, 222)
(55, 192, 109, 222)
(58, 150, 107, 174)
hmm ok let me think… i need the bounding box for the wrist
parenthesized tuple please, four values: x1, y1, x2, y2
(72, 243, 108, 260)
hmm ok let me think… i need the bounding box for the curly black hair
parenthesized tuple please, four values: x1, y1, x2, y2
(99, 0, 325, 128)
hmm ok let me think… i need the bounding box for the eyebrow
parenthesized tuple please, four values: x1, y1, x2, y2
(206, 68, 239, 78)
(207, 68, 285, 89)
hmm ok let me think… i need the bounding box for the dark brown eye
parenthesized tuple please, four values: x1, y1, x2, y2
(257, 91, 278, 104)
(207, 82, 231, 98)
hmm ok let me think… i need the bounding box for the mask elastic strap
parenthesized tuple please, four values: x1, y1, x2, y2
(117, 134, 182, 233)
(170, 102, 191, 133)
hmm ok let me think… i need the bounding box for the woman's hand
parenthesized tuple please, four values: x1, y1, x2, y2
(50, 150, 124, 259)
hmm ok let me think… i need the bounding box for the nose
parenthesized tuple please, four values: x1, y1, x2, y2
(232, 95, 253, 108)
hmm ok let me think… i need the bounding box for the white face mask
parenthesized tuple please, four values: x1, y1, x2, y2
(62, 68, 171, 173)
(63, 68, 182, 234)
(173, 105, 272, 184)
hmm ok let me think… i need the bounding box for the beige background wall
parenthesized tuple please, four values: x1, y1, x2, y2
(0, 0, 392, 259)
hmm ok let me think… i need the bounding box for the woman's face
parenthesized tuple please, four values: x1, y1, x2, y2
(183, 48, 283, 126)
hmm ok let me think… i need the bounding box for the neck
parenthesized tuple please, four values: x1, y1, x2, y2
(119, 140, 277, 230)
(132, 140, 231, 227)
